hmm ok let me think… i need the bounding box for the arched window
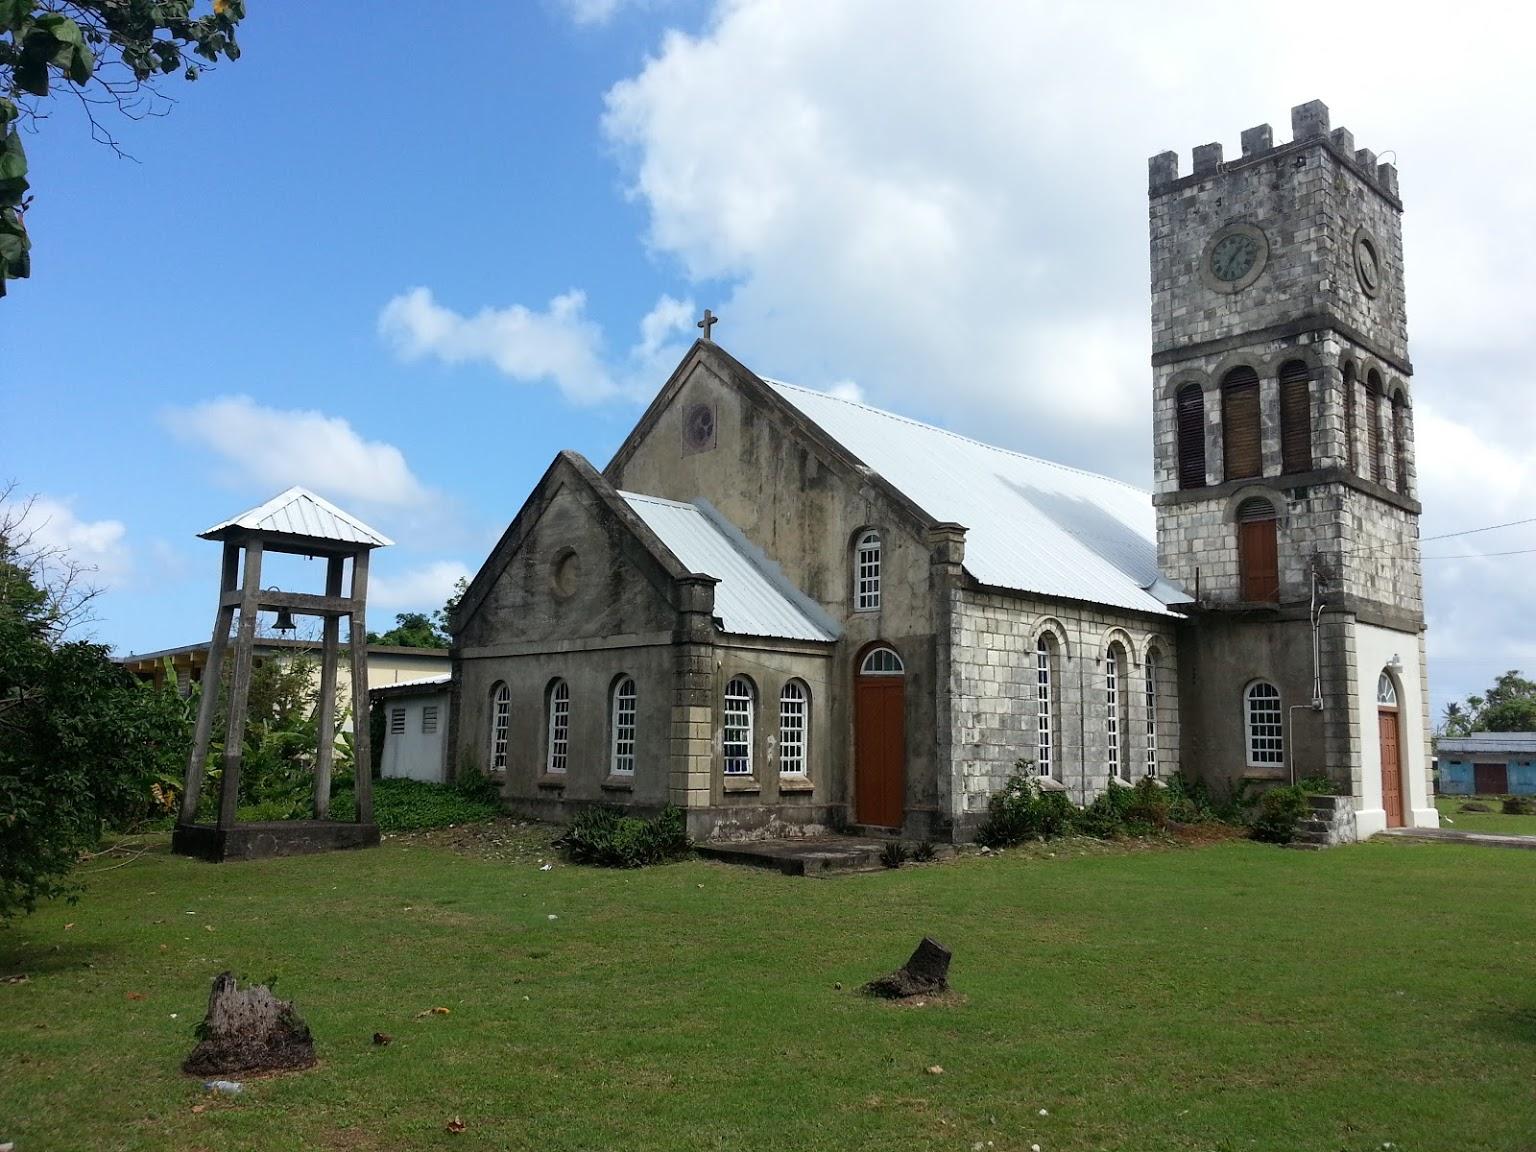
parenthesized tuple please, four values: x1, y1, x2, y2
(1106, 641, 1128, 781)
(1377, 671, 1398, 707)
(1144, 650, 1159, 778)
(1342, 362, 1358, 473)
(854, 530, 882, 611)
(1391, 392, 1409, 495)
(1175, 383, 1206, 489)
(490, 682, 510, 771)
(1237, 497, 1280, 603)
(1365, 370, 1385, 484)
(1221, 366, 1262, 481)
(610, 676, 636, 776)
(1035, 633, 1058, 778)
(1245, 681, 1283, 768)
(545, 679, 570, 774)
(859, 646, 904, 675)
(778, 680, 809, 776)
(1278, 360, 1312, 474)
(723, 676, 755, 776)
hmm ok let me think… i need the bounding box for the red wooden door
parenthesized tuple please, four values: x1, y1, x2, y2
(1379, 709, 1404, 828)
(1239, 519, 1279, 603)
(1474, 763, 1509, 795)
(855, 675, 905, 828)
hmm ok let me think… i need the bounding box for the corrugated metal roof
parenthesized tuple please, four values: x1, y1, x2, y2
(621, 492, 838, 643)
(766, 381, 1185, 617)
(370, 674, 451, 699)
(200, 486, 394, 547)
(1436, 734, 1536, 754)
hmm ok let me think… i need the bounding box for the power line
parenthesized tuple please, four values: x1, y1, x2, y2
(1421, 515, 1536, 543)
(1423, 547, 1536, 561)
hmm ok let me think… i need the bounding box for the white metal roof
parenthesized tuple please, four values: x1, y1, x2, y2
(766, 381, 1186, 617)
(200, 486, 394, 547)
(621, 492, 838, 643)
(1436, 734, 1536, 755)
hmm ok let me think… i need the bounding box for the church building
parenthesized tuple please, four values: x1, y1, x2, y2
(447, 100, 1436, 842)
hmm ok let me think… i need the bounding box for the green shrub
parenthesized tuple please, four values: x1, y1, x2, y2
(976, 771, 1076, 846)
(451, 764, 502, 805)
(329, 778, 500, 831)
(1251, 785, 1309, 844)
(1074, 791, 1125, 840)
(1298, 774, 1349, 796)
(1123, 776, 1170, 831)
(1500, 795, 1535, 816)
(1165, 772, 1216, 823)
(912, 840, 937, 862)
(879, 840, 909, 869)
(559, 805, 691, 868)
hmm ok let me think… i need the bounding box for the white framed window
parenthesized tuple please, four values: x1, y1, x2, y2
(724, 677, 754, 775)
(390, 707, 406, 735)
(546, 679, 570, 774)
(1377, 671, 1398, 707)
(421, 704, 439, 735)
(779, 680, 809, 776)
(610, 676, 637, 775)
(854, 530, 882, 611)
(859, 646, 904, 675)
(1245, 681, 1283, 767)
(490, 682, 510, 771)
(1106, 642, 1127, 780)
(1035, 635, 1054, 778)
(1144, 651, 1158, 777)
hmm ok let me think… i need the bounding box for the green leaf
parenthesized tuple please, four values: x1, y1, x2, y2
(68, 43, 94, 85)
(0, 149, 26, 181)
(0, 231, 25, 262)
(14, 56, 48, 97)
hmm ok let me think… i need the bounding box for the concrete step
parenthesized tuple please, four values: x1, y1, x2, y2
(695, 836, 891, 876)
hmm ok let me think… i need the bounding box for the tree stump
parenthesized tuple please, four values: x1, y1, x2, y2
(862, 936, 952, 999)
(182, 972, 316, 1077)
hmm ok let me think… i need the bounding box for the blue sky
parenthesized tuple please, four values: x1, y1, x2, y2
(3, 0, 1534, 725)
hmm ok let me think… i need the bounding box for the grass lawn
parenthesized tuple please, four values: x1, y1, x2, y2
(3, 826, 1534, 1152)
(1435, 794, 1536, 836)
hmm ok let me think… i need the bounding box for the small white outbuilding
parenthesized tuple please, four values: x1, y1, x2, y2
(373, 675, 451, 784)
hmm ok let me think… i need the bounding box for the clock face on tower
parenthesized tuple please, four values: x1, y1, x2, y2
(1354, 229, 1382, 297)
(1200, 222, 1268, 294)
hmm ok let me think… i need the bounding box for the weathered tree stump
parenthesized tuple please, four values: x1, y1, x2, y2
(862, 936, 952, 999)
(182, 972, 316, 1077)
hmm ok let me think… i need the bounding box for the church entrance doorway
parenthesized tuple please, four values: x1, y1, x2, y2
(855, 645, 905, 828)
(1377, 671, 1404, 828)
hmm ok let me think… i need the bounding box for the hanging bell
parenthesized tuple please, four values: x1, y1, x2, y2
(272, 606, 298, 633)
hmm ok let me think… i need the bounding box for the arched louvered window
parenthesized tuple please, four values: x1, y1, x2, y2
(723, 676, 755, 776)
(545, 679, 570, 774)
(1391, 392, 1409, 495)
(610, 676, 637, 776)
(1366, 370, 1385, 484)
(1237, 497, 1280, 604)
(778, 680, 809, 776)
(1278, 360, 1312, 474)
(1245, 681, 1283, 768)
(1221, 366, 1262, 481)
(1175, 383, 1206, 489)
(1106, 641, 1129, 781)
(490, 682, 510, 771)
(854, 530, 882, 611)
(1035, 633, 1059, 778)
(1342, 362, 1358, 473)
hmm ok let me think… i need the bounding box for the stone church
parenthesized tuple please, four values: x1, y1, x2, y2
(448, 100, 1436, 842)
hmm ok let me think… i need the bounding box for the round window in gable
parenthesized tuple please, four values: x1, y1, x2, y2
(551, 549, 582, 598)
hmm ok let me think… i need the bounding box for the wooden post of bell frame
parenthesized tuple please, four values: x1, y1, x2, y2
(348, 550, 373, 825)
(216, 539, 264, 831)
(312, 556, 345, 819)
(179, 541, 240, 825)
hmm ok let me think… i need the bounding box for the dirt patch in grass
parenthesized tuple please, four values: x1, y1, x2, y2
(1169, 821, 1248, 844)
(382, 817, 562, 863)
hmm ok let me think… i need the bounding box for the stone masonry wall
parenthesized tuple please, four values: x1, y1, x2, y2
(947, 588, 1181, 824)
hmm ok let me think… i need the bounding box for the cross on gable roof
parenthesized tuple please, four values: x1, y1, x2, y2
(199, 486, 394, 548)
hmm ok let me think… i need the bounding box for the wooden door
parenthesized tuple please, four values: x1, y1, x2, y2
(1239, 519, 1279, 603)
(855, 670, 905, 828)
(1474, 762, 1509, 795)
(1379, 709, 1404, 828)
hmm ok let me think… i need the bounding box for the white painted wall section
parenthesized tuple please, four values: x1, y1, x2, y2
(1353, 623, 1437, 835)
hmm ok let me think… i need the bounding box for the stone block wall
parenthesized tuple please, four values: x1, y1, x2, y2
(945, 587, 1181, 825)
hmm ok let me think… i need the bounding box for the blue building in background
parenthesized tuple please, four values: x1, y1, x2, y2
(1436, 734, 1536, 796)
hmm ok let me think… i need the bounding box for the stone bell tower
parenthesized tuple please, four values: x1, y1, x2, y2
(1146, 100, 1435, 834)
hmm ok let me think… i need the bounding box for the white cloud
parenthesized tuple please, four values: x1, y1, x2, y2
(5, 495, 132, 587)
(377, 287, 696, 406)
(164, 396, 430, 509)
(368, 559, 473, 613)
(557, 0, 630, 26)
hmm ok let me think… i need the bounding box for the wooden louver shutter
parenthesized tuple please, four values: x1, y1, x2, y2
(1176, 385, 1205, 489)
(1221, 368, 1262, 480)
(1366, 376, 1384, 483)
(1278, 361, 1312, 474)
(1237, 498, 1280, 603)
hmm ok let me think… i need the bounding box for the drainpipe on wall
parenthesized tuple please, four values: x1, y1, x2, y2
(1287, 566, 1328, 786)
